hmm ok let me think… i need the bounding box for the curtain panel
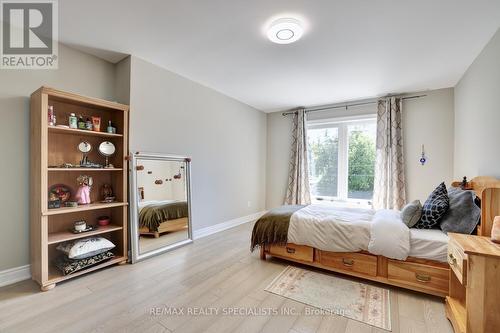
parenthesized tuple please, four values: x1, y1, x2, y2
(373, 97, 406, 210)
(285, 108, 311, 205)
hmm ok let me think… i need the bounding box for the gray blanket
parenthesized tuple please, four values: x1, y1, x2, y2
(439, 187, 480, 234)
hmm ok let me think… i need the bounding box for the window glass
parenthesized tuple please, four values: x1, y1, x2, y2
(308, 127, 339, 198)
(347, 122, 376, 200)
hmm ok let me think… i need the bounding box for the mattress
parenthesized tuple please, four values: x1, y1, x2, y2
(288, 204, 375, 252)
(408, 229, 449, 263)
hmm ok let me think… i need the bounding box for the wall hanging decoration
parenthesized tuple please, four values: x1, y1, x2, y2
(419, 144, 427, 165)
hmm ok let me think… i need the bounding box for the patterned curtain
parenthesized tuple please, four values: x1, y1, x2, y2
(373, 97, 406, 210)
(285, 108, 311, 205)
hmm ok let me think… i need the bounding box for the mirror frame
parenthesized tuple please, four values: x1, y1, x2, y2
(129, 152, 193, 263)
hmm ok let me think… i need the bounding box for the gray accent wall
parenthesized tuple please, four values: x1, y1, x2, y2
(454, 28, 500, 179)
(128, 56, 267, 231)
(0, 44, 116, 271)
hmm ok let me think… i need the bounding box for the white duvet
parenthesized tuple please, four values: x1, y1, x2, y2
(287, 204, 411, 260)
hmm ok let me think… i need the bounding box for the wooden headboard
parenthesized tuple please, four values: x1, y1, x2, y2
(452, 176, 500, 236)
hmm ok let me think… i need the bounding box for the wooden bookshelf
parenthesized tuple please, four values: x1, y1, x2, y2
(30, 87, 129, 291)
(42, 202, 127, 216)
(48, 125, 123, 138)
(48, 168, 123, 172)
(48, 224, 124, 244)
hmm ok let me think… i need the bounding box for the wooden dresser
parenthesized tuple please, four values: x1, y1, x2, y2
(446, 233, 500, 333)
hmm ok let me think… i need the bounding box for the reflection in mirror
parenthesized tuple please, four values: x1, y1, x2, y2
(130, 153, 192, 262)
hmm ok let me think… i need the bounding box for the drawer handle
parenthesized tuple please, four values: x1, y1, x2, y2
(286, 247, 296, 254)
(342, 258, 354, 267)
(448, 253, 457, 266)
(415, 273, 431, 283)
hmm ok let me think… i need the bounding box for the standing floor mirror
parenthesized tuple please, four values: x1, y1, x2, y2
(129, 152, 193, 263)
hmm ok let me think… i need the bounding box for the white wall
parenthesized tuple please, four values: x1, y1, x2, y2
(403, 89, 454, 202)
(0, 44, 116, 271)
(137, 160, 187, 202)
(265, 88, 455, 208)
(454, 28, 500, 179)
(128, 56, 267, 231)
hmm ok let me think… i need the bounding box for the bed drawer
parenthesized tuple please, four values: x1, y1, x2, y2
(269, 243, 314, 262)
(387, 260, 449, 295)
(319, 251, 378, 277)
(447, 238, 467, 285)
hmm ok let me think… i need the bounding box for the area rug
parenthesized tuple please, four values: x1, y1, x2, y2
(265, 266, 391, 331)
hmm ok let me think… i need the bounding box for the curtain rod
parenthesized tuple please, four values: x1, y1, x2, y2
(281, 94, 427, 116)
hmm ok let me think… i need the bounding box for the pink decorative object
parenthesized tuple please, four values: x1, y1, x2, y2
(75, 175, 93, 205)
(76, 185, 91, 205)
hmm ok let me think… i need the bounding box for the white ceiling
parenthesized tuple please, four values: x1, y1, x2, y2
(59, 1, 500, 112)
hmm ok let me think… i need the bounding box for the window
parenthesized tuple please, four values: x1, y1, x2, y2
(308, 116, 376, 204)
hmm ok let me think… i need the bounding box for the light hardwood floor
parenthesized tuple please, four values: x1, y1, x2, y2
(0, 223, 453, 333)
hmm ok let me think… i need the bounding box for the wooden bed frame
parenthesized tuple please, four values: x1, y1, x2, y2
(260, 176, 500, 297)
(139, 217, 189, 238)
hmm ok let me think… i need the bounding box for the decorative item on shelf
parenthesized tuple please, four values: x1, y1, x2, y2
(68, 113, 78, 129)
(85, 118, 93, 131)
(64, 201, 78, 208)
(100, 183, 116, 203)
(73, 220, 87, 232)
(460, 176, 472, 190)
(419, 144, 427, 165)
(48, 184, 72, 209)
(48, 198, 60, 209)
(492, 216, 500, 244)
(91, 116, 101, 132)
(78, 141, 92, 166)
(77, 141, 103, 168)
(70, 225, 95, 234)
(98, 216, 111, 226)
(106, 120, 116, 134)
(48, 105, 56, 126)
(98, 141, 116, 168)
(75, 175, 93, 205)
(77, 115, 86, 130)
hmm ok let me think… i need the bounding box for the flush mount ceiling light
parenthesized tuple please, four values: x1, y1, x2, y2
(267, 18, 304, 44)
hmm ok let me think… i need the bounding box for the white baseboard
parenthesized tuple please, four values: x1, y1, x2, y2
(0, 265, 31, 288)
(0, 211, 266, 288)
(193, 211, 266, 240)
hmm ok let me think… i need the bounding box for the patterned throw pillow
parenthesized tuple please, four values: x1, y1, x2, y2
(55, 251, 115, 275)
(56, 236, 115, 259)
(415, 182, 450, 229)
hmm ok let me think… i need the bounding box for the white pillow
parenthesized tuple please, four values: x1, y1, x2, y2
(57, 237, 115, 260)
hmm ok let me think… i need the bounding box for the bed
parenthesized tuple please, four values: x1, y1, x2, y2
(138, 200, 189, 238)
(254, 176, 500, 297)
